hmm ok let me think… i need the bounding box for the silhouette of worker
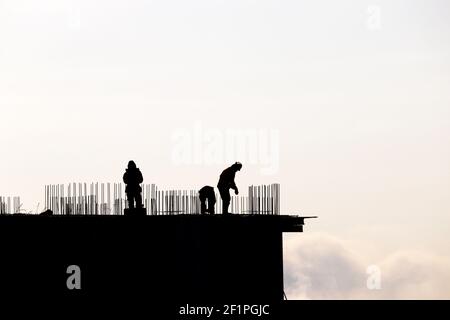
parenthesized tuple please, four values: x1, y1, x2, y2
(199, 186, 216, 214)
(217, 162, 242, 215)
(123, 160, 143, 209)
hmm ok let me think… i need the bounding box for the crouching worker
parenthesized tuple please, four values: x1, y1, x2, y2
(199, 186, 216, 214)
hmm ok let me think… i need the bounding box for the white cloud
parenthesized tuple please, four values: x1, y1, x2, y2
(284, 233, 450, 299)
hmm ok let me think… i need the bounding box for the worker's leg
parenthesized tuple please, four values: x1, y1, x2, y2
(200, 195, 207, 214)
(135, 192, 143, 208)
(210, 190, 216, 214)
(219, 188, 231, 215)
(222, 198, 230, 214)
(208, 197, 216, 214)
(127, 192, 135, 209)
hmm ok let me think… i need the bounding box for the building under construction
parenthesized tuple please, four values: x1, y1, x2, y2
(0, 184, 314, 302)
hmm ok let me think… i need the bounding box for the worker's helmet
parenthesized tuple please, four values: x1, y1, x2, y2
(232, 162, 242, 171)
(128, 160, 137, 169)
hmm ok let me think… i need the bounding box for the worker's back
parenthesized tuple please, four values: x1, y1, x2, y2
(199, 186, 215, 197)
(123, 167, 143, 185)
(123, 161, 143, 193)
(217, 166, 235, 189)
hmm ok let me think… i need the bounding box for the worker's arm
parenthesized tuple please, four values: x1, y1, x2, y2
(230, 179, 238, 194)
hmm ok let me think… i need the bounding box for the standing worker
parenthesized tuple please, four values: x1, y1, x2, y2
(217, 162, 242, 215)
(123, 160, 144, 209)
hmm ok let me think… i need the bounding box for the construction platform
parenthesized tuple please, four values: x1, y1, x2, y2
(0, 214, 314, 301)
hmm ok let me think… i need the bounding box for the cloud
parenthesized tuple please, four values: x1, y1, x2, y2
(376, 251, 450, 299)
(284, 233, 450, 299)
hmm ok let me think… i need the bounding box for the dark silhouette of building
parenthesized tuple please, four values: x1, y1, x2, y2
(123, 160, 143, 209)
(199, 186, 216, 214)
(0, 214, 313, 302)
(217, 162, 242, 214)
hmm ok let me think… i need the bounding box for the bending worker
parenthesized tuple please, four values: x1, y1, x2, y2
(217, 162, 242, 215)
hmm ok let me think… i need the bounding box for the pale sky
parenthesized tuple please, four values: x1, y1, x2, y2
(1, 0, 450, 298)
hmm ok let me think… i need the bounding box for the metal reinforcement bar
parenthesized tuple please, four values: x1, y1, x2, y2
(0, 196, 21, 214)
(43, 183, 281, 216)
